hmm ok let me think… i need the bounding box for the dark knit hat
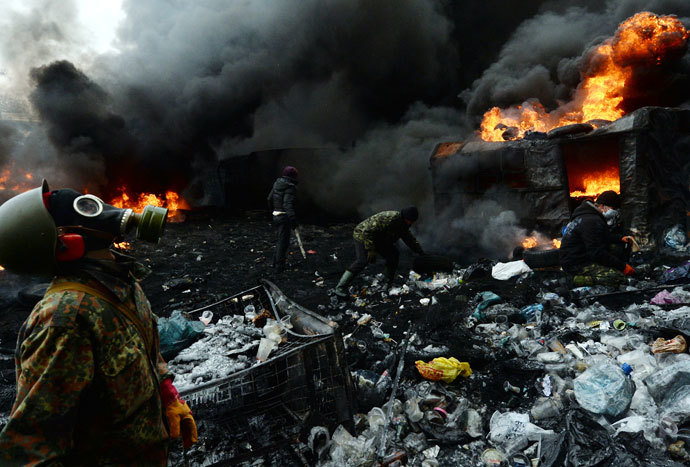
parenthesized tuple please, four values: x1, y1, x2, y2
(401, 206, 419, 222)
(282, 166, 298, 179)
(595, 190, 621, 209)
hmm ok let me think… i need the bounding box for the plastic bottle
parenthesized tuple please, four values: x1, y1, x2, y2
(367, 407, 386, 432)
(404, 397, 423, 422)
(374, 370, 392, 399)
(573, 362, 634, 416)
(382, 398, 403, 417)
(199, 310, 214, 325)
(530, 395, 563, 420)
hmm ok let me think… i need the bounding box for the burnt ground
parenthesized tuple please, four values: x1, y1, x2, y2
(0, 211, 687, 464)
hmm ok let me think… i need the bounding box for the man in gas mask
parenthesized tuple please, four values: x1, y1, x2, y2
(0, 181, 197, 465)
(559, 190, 636, 287)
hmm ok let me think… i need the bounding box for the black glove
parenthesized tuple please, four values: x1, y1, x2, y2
(290, 218, 299, 229)
(367, 250, 377, 264)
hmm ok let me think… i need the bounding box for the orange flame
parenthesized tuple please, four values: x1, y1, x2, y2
(521, 235, 561, 249)
(110, 187, 190, 222)
(570, 167, 621, 197)
(0, 166, 38, 196)
(522, 236, 538, 249)
(480, 12, 689, 141)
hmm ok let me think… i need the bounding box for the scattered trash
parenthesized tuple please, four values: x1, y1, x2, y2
(664, 224, 688, 250)
(574, 362, 634, 416)
(256, 337, 276, 361)
(491, 260, 532, 280)
(158, 309, 206, 360)
(415, 357, 472, 383)
(199, 310, 214, 325)
(474, 291, 502, 319)
(661, 261, 690, 284)
(489, 411, 554, 454)
(650, 287, 690, 304)
(519, 303, 543, 321)
(651, 335, 687, 354)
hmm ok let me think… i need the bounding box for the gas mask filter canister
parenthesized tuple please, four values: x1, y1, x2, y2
(48, 188, 168, 260)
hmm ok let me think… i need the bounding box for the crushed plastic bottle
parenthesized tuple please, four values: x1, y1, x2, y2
(199, 310, 214, 325)
(573, 362, 634, 416)
(404, 397, 423, 422)
(367, 407, 386, 432)
(530, 395, 563, 420)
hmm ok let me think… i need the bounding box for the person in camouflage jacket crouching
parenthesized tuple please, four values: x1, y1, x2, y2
(334, 206, 424, 297)
(0, 181, 197, 465)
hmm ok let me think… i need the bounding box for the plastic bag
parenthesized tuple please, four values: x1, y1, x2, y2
(327, 425, 376, 466)
(573, 362, 634, 416)
(415, 357, 472, 383)
(651, 290, 684, 305)
(660, 385, 690, 424)
(158, 310, 206, 360)
(664, 225, 688, 250)
(489, 411, 554, 454)
(565, 410, 639, 467)
(645, 360, 690, 405)
(661, 261, 690, 285)
(652, 335, 687, 354)
(520, 304, 543, 321)
(491, 260, 532, 280)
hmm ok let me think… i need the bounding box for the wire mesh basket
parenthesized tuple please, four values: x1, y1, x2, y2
(170, 280, 354, 465)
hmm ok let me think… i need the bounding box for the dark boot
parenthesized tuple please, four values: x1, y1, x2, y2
(334, 270, 355, 297)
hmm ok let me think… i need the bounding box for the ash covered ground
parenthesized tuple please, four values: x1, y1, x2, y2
(2, 213, 690, 466)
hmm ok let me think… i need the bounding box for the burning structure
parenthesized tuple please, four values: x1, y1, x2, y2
(431, 106, 690, 250)
(431, 12, 690, 252)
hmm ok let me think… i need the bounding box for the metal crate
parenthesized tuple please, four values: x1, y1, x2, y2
(171, 280, 354, 465)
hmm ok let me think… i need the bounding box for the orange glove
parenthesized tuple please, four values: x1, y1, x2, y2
(623, 264, 635, 276)
(161, 379, 198, 449)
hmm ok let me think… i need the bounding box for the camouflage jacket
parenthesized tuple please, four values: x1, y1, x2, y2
(0, 259, 171, 466)
(353, 210, 423, 254)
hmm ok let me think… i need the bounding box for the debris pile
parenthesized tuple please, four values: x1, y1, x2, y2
(310, 254, 690, 466)
(165, 303, 295, 392)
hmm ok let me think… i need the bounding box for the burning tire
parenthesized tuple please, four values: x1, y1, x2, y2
(413, 255, 454, 274)
(523, 247, 561, 269)
(546, 123, 594, 139)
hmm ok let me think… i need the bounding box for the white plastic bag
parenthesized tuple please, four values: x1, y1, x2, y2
(489, 411, 554, 454)
(491, 260, 532, 280)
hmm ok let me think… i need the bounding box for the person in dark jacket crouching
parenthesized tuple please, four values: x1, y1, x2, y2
(559, 190, 636, 287)
(268, 166, 299, 273)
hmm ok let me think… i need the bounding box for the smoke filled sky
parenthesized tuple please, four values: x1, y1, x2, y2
(1, 0, 690, 222)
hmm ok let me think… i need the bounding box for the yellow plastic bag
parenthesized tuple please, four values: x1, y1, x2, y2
(415, 357, 472, 383)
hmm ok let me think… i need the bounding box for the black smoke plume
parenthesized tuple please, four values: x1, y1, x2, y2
(3, 0, 690, 238)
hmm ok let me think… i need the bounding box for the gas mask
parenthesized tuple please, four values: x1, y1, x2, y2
(602, 207, 620, 228)
(46, 188, 168, 261)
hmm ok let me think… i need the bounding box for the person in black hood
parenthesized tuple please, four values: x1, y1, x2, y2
(559, 190, 636, 286)
(268, 166, 299, 272)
